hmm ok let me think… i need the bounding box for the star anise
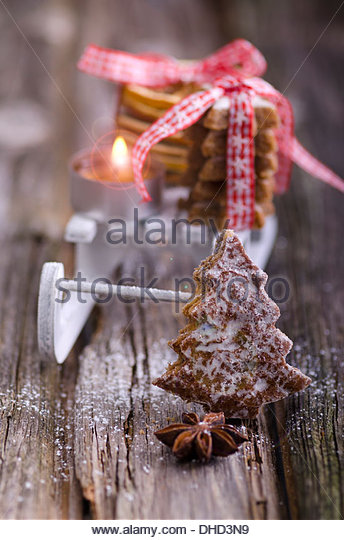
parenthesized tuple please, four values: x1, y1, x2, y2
(154, 412, 247, 463)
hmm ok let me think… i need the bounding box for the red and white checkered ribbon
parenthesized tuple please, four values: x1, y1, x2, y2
(78, 41, 344, 231)
(78, 39, 267, 86)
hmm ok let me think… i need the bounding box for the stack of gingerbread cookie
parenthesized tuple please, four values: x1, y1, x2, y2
(181, 95, 279, 229)
(116, 83, 198, 185)
(117, 84, 279, 229)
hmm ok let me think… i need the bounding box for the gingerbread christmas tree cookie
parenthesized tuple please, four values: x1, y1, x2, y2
(153, 230, 311, 418)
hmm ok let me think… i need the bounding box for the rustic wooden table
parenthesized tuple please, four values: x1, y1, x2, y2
(0, 0, 343, 520)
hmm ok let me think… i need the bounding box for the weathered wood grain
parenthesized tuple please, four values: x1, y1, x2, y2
(0, 0, 343, 520)
(0, 235, 82, 519)
(73, 256, 289, 519)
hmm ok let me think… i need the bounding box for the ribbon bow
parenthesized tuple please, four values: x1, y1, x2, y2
(78, 39, 267, 86)
(78, 40, 344, 231)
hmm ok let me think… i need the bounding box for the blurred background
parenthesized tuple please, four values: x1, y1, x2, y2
(0, 0, 343, 237)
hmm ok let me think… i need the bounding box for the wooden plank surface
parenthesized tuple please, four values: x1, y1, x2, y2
(0, 0, 343, 520)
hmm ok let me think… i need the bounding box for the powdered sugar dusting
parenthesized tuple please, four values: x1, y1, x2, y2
(154, 230, 311, 418)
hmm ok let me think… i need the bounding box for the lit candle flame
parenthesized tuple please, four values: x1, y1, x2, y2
(111, 136, 128, 167)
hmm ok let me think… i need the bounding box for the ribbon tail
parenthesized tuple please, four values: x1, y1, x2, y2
(226, 93, 255, 231)
(287, 138, 344, 193)
(132, 87, 224, 202)
(252, 79, 344, 194)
